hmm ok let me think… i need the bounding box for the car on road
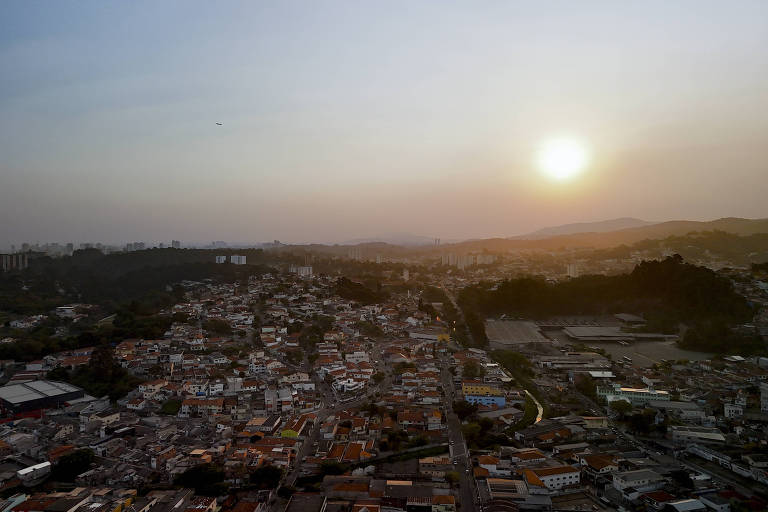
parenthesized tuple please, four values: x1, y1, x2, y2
(453, 458, 458, 465)
(450, 440, 455, 445)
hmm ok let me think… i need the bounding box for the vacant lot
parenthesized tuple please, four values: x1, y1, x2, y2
(486, 320, 550, 347)
(593, 340, 711, 367)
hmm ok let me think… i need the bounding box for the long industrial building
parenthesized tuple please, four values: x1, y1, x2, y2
(0, 380, 85, 416)
(562, 326, 677, 343)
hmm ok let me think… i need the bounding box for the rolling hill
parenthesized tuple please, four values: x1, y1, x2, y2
(518, 217, 653, 239)
(444, 217, 768, 252)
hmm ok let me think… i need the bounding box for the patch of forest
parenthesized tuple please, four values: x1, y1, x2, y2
(458, 255, 763, 354)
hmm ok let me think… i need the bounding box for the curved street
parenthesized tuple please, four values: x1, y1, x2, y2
(524, 389, 544, 423)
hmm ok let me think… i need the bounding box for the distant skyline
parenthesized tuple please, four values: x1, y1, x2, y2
(3, 214, 766, 253)
(2, 1, 768, 248)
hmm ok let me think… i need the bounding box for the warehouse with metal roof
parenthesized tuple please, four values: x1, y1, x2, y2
(0, 380, 85, 415)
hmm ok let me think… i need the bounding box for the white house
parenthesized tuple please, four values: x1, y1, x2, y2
(345, 351, 370, 364)
(724, 403, 743, 419)
(127, 398, 146, 411)
(612, 470, 665, 492)
(524, 465, 580, 491)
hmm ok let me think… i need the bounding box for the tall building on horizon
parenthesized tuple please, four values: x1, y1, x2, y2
(1, 253, 29, 272)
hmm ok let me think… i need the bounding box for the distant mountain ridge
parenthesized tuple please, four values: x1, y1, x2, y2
(443, 217, 768, 252)
(517, 217, 653, 239)
(275, 216, 768, 254)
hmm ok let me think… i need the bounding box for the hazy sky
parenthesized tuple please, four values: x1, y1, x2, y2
(2, 1, 768, 248)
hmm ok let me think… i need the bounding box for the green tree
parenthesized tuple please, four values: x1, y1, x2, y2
(203, 318, 232, 336)
(160, 399, 182, 415)
(461, 422, 482, 444)
(464, 310, 489, 346)
(452, 400, 478, 421)
(90, 343, 116, 382)
(610, 400, 632, 418)
(174, 463, 228, 496)
(171, 312, 189, 323)
(574, 375, 597, 400)
(250, 464, 283, 489)
(356, 321, 384, 338)
(285, 350, 302, 365)
(386, 430, 409, 451)
(320, 461, 349, 476)
(491, 350, 532, 377)
(463, 360, 484, 379)
(52, 449, 94, 481)
(57, 343, 143, 400)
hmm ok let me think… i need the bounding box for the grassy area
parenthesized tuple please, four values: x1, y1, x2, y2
(491, 350, 550, 418)
(506, 396, 538, 433)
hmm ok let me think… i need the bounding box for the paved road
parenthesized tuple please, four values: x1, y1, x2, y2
(608, 424, 763, 499)
(524, 389, 544, 423)
(436, 286, 481, 510)
(285, 410, 324, 486)
(284, 394, 369, 486)
(678, 454, 764, 498)
(284, 339, 478, 510)
(285, 341, 390, 487)
(441, 356, 477, 512)
(440, 284, 474, 346)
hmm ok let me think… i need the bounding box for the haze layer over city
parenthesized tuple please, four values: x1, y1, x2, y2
(2, 3, 768, 512)
(2, 1, 768, 247)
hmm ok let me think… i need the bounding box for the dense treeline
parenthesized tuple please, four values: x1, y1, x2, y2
(460, 256, 762, 354)
(631, 231, 768, 265)
(1, 248, 275, 313)
(585, 231, 768, 266)
(335, 277, 388, 305)
(419, 286, 475, 346)
(458, 255, 751, 323)
(48, 344, 142, 399)
(680, 320, 764, 354)
(0, 249, 276, 319)
(464, 310, 488, 346)
(0, 249, 276, 362)
(0, 301, 178, 362)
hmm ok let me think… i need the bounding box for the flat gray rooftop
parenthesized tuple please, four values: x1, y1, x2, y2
(0, 380, 81, 405)
(485, 320, 550, 345)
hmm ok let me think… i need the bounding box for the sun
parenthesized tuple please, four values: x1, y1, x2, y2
(537, 138, 589, 181)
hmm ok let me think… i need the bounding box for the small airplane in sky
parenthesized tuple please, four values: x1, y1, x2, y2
(215, 122, 223, 126)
